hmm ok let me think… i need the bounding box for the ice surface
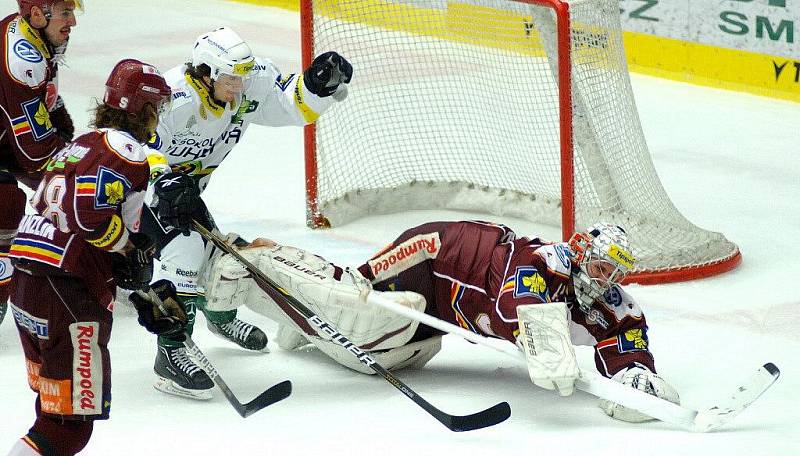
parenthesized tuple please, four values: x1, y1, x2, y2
(0, 0, 797, 453)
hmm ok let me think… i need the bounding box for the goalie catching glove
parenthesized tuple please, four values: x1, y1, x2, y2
(600, 363, 680, 422)
(129, 279, 189, 339)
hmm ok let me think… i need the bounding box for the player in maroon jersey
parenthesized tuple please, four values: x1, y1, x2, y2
(0, 0, 83, 327)
(5, 59, 187, 456)
(204, 220, 680, 424)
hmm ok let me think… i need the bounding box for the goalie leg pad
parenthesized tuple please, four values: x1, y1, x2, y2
(275, 323, 310, 351)
(308, 335, 443, 375)
(198, 233, 264, 312)
(517, 302, 579, 396)
(205, 244, 427, 349)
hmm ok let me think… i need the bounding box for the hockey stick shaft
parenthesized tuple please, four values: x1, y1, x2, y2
(141, 289, 292, 418)
(367, 291, 779, 432)
(193, 221, 510, 432)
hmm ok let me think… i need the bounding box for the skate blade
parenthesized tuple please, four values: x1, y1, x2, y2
(154, 377, 213, 401)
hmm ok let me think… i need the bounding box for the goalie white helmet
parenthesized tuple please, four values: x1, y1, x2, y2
(568, 223, 636, 309)
(191, 27, 255, 82)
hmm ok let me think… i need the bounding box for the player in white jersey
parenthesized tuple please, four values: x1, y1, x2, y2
(141, 26, 352, 399)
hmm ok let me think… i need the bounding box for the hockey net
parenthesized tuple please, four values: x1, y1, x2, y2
(301, 0, 741, 284)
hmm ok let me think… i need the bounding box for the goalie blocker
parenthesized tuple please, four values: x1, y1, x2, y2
(202, 242, 442, 374)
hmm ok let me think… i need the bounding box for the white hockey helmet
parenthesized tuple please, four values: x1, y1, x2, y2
(568, 223, 636, 304)
(191, 27, 255, 82)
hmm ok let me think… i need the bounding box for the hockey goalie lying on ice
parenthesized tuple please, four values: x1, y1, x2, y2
(202, 220, 680, 423)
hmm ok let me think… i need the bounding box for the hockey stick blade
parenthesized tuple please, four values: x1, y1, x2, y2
(369, 292, 780, 432)
(141, 289, 293, 418)
(240, 380, 293, 418)
(692, 362, 780, 432)
(184, 334, 293, 418)
(439, 401, 511, 432)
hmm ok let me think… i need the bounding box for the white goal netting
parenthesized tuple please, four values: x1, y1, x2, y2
(304, 0, 740, 282)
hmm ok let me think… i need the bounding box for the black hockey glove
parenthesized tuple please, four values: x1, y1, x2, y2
(153, 172, 202, 236)
(303, 51, 353, 97)
(49, 96, 74, 142)
(111, 233, 155, 290)
(129, 279, 188, 339)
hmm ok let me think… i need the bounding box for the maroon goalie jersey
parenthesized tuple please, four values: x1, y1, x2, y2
(9, 129, 150, 307)
(359, 221, 656, 377)
(0, 14, 67, 179)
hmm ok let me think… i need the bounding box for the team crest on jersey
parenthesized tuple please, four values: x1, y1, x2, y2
(18, 98, 54, 140)
(13, 39, 43, 63)
(513, 267, 548, 298)
(619, 328, 648, 352)
(275, 73, 295, 92)
(148, 132, 162, 150)
(95, 167, 131, 208)
(231, 97, 259, 124)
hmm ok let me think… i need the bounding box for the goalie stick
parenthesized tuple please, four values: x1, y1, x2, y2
(367, 292, 780, 432)
(139, 289, 292, 418)
(192, 221, 511, 432)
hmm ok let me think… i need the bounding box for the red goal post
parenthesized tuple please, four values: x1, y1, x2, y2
(301, 0, 741, 284)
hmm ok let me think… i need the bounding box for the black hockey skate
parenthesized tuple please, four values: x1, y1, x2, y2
(154, 345, 214, 400)
(0, 302, 7, 326)
(207, 318, 269, 352)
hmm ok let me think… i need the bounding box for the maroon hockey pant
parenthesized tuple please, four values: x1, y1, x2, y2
(11, 270, 113, 420)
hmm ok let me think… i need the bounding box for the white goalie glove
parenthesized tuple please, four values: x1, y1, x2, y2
(517, 302, 579, 396)
(203, 242, 438, 372)
(600, 363, 680, 422)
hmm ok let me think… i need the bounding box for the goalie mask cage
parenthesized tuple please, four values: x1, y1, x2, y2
(301, 0, 741, 284)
